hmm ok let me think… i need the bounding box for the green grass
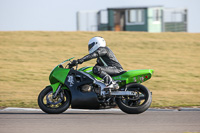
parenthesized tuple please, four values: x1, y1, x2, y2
(0, 31, 200, 108)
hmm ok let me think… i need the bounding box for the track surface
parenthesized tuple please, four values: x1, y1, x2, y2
(0, 109, 200, 133)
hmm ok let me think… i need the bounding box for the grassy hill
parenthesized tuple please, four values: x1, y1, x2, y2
(0, 31, 200, 108)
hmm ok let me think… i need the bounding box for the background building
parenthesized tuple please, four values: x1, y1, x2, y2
(77, 6, 187, 32)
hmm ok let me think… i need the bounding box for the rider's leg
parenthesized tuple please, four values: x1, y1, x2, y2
(93, 65, 121, 89)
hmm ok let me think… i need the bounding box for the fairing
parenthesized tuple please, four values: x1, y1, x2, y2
(49, 66, 70, 84)
(64, 69, 100, 109)
(79, 66, 154, 85)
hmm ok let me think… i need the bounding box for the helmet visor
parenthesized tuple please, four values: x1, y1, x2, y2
(88, 42, 95, 51)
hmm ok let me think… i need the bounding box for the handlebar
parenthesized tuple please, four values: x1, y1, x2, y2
(67, 62, 78, 70)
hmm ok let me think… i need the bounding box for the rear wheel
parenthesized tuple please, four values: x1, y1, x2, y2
(38, 86, 71, 114)
(116, 83, 152, 114)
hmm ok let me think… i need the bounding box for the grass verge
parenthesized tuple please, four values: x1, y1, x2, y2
(0, 31, 200, 108)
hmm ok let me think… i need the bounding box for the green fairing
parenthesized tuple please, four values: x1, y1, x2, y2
(79, 66, 154, 86)
(49, 57, 74, 84)
(117, 69, 154, 84)
(49, 82, 69, 93)
(49, 82, 60, 93)
(78, 67, 102, 80)
(48, 58, 74, 93)
(49, 66, 70, 84)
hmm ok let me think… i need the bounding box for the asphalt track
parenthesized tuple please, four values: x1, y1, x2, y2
(0, 108, 200, 133)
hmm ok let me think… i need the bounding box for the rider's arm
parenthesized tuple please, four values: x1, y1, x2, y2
(78, 48, 107, 64)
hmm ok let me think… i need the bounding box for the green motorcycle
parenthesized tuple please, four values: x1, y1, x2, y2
(38, 57, 154, 114)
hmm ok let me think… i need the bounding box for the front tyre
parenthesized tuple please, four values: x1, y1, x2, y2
(116, 83, 152, 114)
(38, 86, 71, 114)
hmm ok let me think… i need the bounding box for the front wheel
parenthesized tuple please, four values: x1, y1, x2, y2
(38, 86, 71, 114)
(116, 83, 152, 114)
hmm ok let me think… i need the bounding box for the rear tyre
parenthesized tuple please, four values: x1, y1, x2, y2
(116, 83, 152, 114)
(38, 86, 71, 114)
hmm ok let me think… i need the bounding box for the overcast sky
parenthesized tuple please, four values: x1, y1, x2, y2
(0, 0, 199, 32)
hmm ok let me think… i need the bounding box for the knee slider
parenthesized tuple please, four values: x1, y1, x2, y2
(93, 66, 101, 75)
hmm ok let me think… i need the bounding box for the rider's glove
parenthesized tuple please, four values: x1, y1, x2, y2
(70, 60, 78, 66)
(70, 59, 84, 67)
(77, 59, 84, 64)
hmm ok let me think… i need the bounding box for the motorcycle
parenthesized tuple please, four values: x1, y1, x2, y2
(38, 57, 154, 114)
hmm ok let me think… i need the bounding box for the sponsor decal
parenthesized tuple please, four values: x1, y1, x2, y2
(68, 75, 74, 87)
(139, 76, 144, 82)
(114, 76, 121, 79)
(133, 77, 137, 82)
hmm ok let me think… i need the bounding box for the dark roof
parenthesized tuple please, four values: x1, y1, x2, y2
(107, 5, 163, 10)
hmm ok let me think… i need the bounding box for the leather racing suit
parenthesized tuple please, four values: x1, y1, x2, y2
(78, 46, 124, 85)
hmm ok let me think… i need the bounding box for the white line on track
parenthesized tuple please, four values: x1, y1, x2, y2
(1, 107, 200, 112)
(0, 107, 122, 112)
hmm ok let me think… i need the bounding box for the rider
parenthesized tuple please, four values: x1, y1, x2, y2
(71, 36, 124, 89)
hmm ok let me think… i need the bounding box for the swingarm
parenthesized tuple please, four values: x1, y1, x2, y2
(110, 91, 139, 96)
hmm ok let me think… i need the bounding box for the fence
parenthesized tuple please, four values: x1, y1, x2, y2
(163, 8, 187, 32)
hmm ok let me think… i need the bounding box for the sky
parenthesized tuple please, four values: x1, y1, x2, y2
(0, 0, 199, 32)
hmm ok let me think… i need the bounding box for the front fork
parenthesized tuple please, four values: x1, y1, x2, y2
(49, 82, 62, 99)
(53, 84, 62, 99)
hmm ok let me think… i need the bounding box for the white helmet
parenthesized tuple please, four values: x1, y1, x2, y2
(88, 37, 106, 54)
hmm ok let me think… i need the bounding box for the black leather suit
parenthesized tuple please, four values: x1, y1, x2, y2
(79, 47, 124, 84)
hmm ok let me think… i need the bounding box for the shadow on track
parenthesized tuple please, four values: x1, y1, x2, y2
(0, 112, 125, 115)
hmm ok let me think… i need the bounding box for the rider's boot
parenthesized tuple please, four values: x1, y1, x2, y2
(103, 75, 119, 90)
